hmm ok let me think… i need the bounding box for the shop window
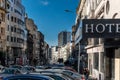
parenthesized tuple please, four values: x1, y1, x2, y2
(94, 53, 99, 70)
(100, 52, 104, 72)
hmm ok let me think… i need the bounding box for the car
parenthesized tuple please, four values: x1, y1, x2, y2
(0, 65, 5, 73)
(40, 72, 75, 80)
(0, 68, 22, 80)
(45, 70, 85, 80)
(64, 66, 77, 72)
(2, 74, 54, 80)
(9, 65, 23, 70)
(42, 73, 66, 80)
(1, 68, 22, 74)
(39, 70, 75, 80)
(22, 66, 36, 73)
(35, 66, 45, 72)
(61, 70, 85, 80)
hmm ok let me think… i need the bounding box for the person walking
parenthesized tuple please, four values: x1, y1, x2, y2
(83, 68, 89, 80)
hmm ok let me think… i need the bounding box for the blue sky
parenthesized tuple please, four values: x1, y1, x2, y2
(22, 0, 79, 46)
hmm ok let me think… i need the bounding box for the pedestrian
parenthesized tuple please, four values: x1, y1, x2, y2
(83, 68, 89, 80)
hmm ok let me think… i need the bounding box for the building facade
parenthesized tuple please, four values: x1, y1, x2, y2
(75, 0, 120, 80)
(6, 0, 27, 65)
(25, 17, 38, 65)
(59, 42, 72, 62)
(51, 46, 59, 64)
(43, 41, 49, 64)
(58, 31, 71, 47)
(38, 31, 44, 65)
(0, 0, 7, 66)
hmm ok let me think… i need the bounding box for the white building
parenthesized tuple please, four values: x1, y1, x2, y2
(6, 0, 27, 65)
(59, 42, 72, 62)
(51, 46, 59, 63)
(76, 0, 120, 80)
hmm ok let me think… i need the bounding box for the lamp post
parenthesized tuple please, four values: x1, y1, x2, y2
(64, 10, 74, 13)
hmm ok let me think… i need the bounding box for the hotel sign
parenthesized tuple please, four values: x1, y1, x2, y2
(82, 19, 120, 38)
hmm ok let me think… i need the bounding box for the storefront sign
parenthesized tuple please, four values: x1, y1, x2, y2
(82, 19, 120, 38)
(75, 26, 82, 44)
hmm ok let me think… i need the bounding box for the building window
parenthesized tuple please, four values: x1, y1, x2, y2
(14, 37, 16, 42)
(7, 3, 10, 10)
(14, 27, 16, 32)
(11, 16, 13, 22)
(11, 7, 13, 11)
(14, 0, 15, 4)
(1, 13, 5, 22)
(7, 14, 9, 20)
(7, 35, 9, 41)
(106, 1, 110, 14)
(7, 25, 9, 31)
(17, 28, 21, 34)
(11, 37, 13, 42)
(11, 0, 13, 2)
(11, 26, 14, 32)
(1, 27, 4, 34)
(14, 17, 16, 22)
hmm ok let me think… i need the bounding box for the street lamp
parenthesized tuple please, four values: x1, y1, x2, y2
(64, 10, 73, 13)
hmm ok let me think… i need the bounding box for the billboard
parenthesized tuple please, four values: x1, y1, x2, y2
(82, 19, 120, 38)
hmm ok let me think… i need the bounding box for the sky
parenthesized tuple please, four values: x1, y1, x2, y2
(22, 0, 79, 46)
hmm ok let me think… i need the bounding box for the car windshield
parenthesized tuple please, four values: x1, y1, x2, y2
(2, 69, 15, 74)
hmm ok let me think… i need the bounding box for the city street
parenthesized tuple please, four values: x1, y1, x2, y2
(0, 0, 120, 80)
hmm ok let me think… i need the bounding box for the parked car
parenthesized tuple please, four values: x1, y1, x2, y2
(0, 65, 5, 73)
(0, 68, 22, 80)
(1, 68, 22, 74)
(35, 66, 45, 72)
(61, 70, 85, 80)
(10, 65, 23, 70)
(2, 74, 54, 80)
(39, 70, 75, 80)
(22, 66, 35, 73)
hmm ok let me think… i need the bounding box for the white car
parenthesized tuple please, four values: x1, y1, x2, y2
(35, 66, 45, 72)
(0, 65, 5, 73)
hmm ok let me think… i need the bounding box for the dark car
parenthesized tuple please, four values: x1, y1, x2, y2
(3, 74, 54, 80)
(0, 68, 22, 80)
(38, 70, 75, 80)
(1, 68, 22, 74)
(10, 65, 23, 70)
